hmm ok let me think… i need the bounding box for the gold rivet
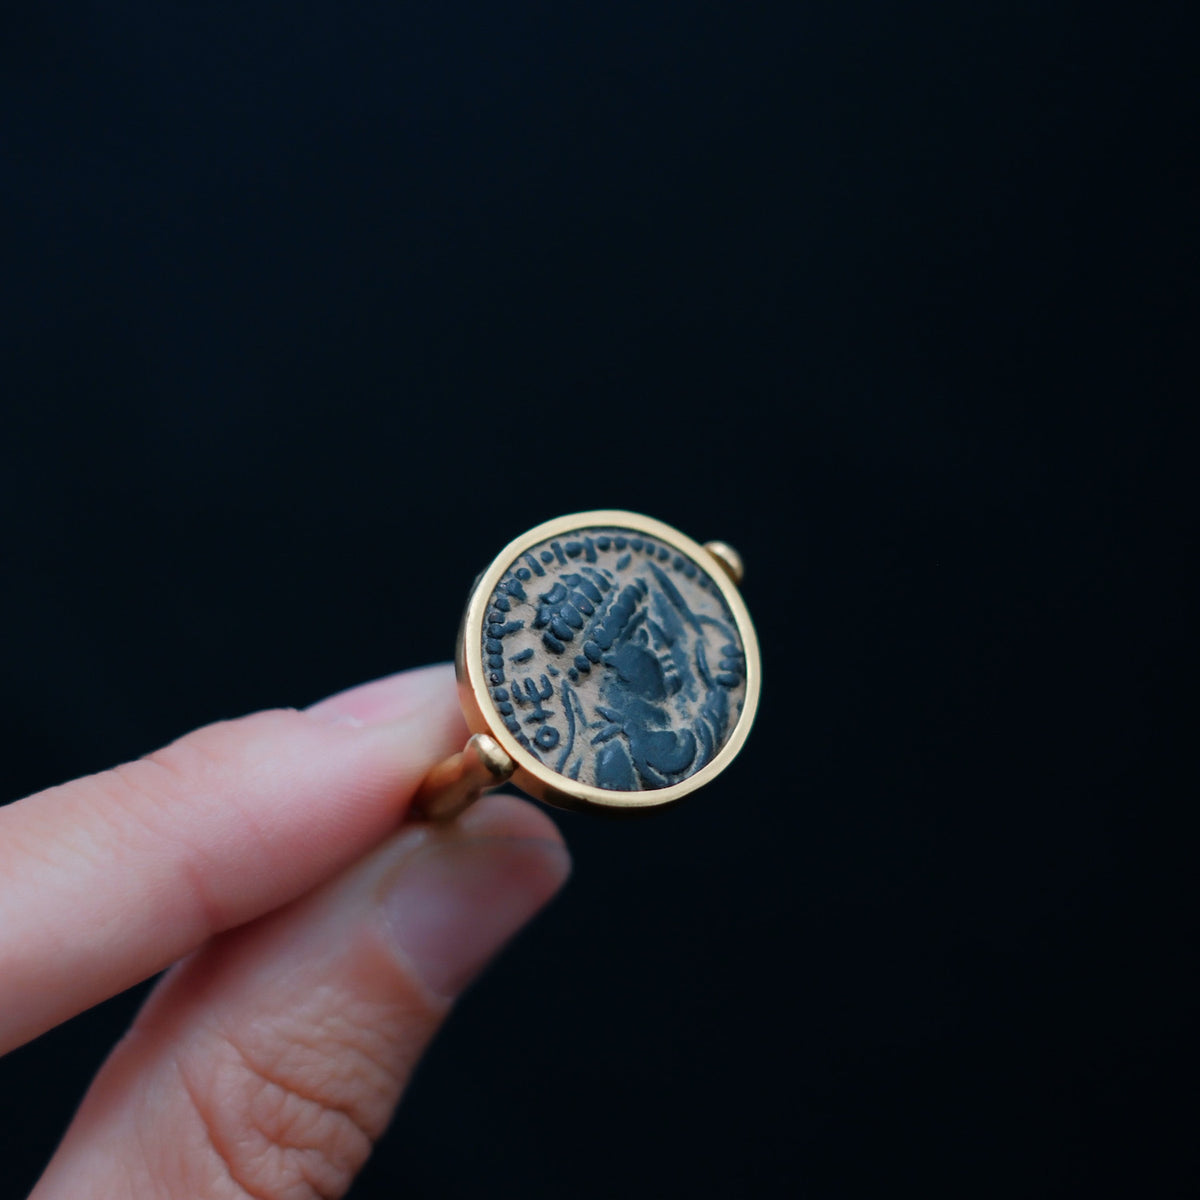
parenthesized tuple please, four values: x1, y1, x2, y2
(414, 733, 515, 821)
(703, 540, 744, 587)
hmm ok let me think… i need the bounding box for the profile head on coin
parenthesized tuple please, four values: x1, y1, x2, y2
(457, 512, 760, 813)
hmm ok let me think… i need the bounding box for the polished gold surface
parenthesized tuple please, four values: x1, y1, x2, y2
(452, 511, 761, 815)
(702, 540, 745, 587)
(413, 732, 515, 821)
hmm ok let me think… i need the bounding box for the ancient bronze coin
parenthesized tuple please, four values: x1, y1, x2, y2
(454, 511, 760, 814)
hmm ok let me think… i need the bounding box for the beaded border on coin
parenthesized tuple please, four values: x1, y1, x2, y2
(415, 511, 761, 819)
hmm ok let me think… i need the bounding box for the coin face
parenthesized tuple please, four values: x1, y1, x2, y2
(473, 521, 752, 794)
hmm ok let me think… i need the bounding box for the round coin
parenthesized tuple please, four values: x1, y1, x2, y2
(457, 511, 760, 813)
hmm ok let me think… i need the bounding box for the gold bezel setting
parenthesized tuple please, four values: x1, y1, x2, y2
(455, 510, 761, 814)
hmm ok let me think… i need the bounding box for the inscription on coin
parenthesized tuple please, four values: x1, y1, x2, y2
(480, 527, 748, 791)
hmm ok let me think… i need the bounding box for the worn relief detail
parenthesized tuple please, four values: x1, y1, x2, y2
(480, 528, 747, 791)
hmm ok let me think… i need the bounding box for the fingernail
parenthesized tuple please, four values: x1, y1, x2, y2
(379, 837, 570, 998)
(306, 663, 456, 727)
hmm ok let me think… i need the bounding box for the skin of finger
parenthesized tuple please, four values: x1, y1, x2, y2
(0, 665, 468, 1055)
(304, 662, 462, 725)
(31, 794, 568, 1200)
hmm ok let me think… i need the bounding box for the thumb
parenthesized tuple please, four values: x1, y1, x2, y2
(32, 793, 569, 1200)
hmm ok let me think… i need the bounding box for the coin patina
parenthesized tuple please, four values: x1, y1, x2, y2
(455, 511, 760, 814)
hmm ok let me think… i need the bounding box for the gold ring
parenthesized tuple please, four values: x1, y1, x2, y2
(414, 511, 760, 819)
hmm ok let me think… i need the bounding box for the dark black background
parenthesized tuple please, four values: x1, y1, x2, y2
(1, 2, 1195, 1196)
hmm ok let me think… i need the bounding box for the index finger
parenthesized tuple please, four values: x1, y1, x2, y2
(0, 665, 467, 1055)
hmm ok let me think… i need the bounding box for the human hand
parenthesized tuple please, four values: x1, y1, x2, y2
(1, 664, 570, 1199)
